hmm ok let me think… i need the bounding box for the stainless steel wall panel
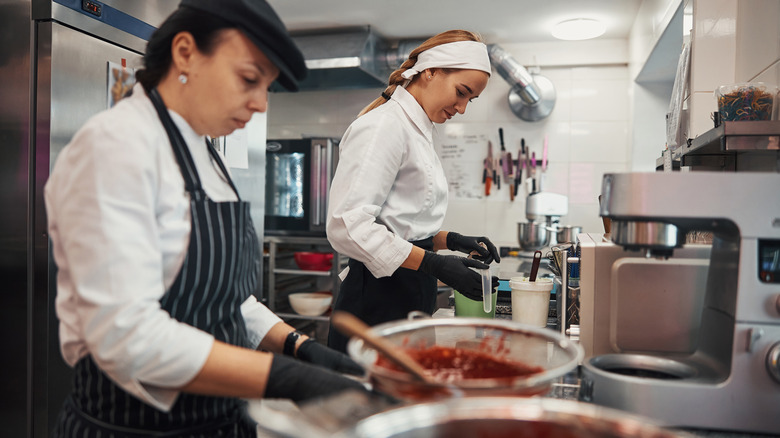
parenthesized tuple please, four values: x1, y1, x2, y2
(47, 22, 144, 165)
(0, 2, 33, 436)
(33, 0, 178, 52)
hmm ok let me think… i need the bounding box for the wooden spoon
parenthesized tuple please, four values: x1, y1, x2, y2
(331, 311, 432, 383)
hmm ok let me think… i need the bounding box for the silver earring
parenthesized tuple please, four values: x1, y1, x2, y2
(178, 73, 188, 84)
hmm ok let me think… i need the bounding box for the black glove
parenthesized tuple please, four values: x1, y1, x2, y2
(446, 232, 501, 264)
(264, 354, 368, 402)
(296, 338, 365, 376)
(418, 251, 498, 301)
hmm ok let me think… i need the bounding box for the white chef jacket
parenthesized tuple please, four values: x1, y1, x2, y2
(326, 86, 449, 278)
(44, 84, 281, 412)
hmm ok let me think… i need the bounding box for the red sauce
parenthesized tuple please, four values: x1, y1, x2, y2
(376, 345, 543, 383)
(418, 420, 593, 438)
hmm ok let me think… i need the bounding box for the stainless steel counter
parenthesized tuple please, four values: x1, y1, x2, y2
(251, 308, 775, 437)
(431, 307, 772, 438)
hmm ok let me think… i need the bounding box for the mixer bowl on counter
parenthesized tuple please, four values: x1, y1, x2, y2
(335, 397, 689, 438)
(518, 221, 550, 250)
(345, 317, 583, 402)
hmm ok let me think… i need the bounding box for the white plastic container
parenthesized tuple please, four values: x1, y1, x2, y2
(509, 277, 553, 327)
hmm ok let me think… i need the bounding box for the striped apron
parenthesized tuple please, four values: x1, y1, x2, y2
(327, 237, 437, 353)
(53, 88, 259, 437)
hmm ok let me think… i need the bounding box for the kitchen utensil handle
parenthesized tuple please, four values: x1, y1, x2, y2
(331, 311, 430, 382)
(529, 250, 542, 281)
(322, 141, 333, 226)
(312, 143, 323, 226)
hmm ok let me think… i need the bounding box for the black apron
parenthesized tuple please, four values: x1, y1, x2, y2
(53, 88, 259, 437)
(327, 237, 437, 353)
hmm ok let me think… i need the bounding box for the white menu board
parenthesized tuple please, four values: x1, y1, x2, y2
(435, 128, 489, 200)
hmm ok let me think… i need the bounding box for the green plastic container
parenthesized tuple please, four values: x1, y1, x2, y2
(453, 290, 497, 319)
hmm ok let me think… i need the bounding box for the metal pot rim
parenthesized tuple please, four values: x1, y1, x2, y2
(337, 397, 685, 438)
(346, 318, 583, 391)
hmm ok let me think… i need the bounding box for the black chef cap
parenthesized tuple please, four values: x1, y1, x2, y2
(179, 0, 307, 91)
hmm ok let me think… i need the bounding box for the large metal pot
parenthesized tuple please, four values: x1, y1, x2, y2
(555, 225, 583, 244)
(346, 317, 582, 402)
(518, 221, 549, 250)
(336, 397, 688, 438)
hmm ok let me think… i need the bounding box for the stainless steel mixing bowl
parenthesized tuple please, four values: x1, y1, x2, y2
(346, 317, 583, 402)
(336, 397, 689, 438)
(518, 221, 549, 250)
(556, 225, 583, 244)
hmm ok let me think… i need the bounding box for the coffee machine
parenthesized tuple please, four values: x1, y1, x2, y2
(580, 172, 780, 434)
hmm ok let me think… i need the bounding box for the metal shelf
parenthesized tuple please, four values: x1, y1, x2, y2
(264, 235, 344, 327)
(276, 312, 331, 322)
(674, 121, 780, 170)
(273, 268, 332, 277)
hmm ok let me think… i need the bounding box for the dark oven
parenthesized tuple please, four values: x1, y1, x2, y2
(264, 138, 339, 236)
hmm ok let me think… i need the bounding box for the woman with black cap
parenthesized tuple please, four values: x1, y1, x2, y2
(46, 1, 366, 436)
(326, 30, 502, 353)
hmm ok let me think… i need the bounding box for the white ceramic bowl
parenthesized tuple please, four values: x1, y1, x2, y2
(288, 292, 333, 316)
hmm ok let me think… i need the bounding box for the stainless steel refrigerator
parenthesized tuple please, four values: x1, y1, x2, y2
(0, 1, 202, 436)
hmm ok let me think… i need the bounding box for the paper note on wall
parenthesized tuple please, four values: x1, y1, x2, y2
(222, 113, 266, 169)
(435, 128, 488, 200)
(224, 128, 249, 169)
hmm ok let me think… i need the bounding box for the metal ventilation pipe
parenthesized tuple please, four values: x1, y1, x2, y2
(383, 40, 556, 122)
(382, 38, 428, 75)
(488, 44, 556, 122)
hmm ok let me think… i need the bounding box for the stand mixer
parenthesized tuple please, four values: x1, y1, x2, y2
(517, 192, 577, 250)
(580, 172, 780, 434)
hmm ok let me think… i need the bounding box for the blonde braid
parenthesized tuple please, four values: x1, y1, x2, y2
(357, 30, 484, 117)
(358, 56, 418, 116)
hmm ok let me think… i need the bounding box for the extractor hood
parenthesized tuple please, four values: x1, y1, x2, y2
(274, 27, 394, 91)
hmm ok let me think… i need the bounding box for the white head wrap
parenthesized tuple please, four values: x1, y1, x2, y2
(400, 41, 492, 81)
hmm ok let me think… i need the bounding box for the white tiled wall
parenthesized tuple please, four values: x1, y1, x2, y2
(267, 40, 631, 249)
(687, 0, 780, 138)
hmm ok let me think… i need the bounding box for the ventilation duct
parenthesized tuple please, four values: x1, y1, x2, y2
(488, 44, 556, 122)
(276, 27, 393, 91)
(279, 29, 556, 123)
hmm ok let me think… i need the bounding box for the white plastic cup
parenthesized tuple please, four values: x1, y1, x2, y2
(509, 276, 553, 327)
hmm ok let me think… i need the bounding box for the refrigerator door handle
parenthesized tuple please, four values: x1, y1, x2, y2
(322, 140, 333, 226)
(311, 142, 323, 226)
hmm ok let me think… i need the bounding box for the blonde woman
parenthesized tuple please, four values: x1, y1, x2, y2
(327, 30, 501, 352)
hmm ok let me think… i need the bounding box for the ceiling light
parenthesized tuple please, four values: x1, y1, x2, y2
(551, 18, 606, 41)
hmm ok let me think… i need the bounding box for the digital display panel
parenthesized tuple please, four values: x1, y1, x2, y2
(82, 0, 102, 17)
